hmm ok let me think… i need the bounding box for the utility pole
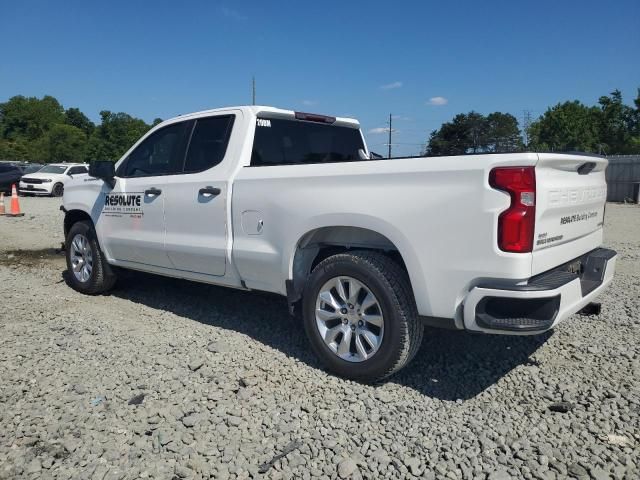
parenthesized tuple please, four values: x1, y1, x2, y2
(252, 76, 256, 105)
(522, 110, 533, 148)
(387, 113, 392, 159)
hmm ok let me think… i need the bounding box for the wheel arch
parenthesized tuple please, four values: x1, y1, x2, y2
(287, 225, 422, 312)
(64, 209, 93, 238)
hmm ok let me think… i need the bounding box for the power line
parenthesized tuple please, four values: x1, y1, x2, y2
(387, 113, 392, 158)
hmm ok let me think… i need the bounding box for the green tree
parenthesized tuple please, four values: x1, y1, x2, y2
(425, 111, 521, 155)
(631, 89, 640, 151)
(0, 138, 30, 161)
(46, 124, 88, 162)
(64, 107, 95, 136)
(86, 111, 150, 161)
(596, 89, 640, 154)
(0, 95, 64, 141)
(426, 112, 483, 155)
(528, 101, 601, 152)
(485, 112, 523, 152)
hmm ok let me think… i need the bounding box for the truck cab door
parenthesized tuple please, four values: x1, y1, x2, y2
(163, 114, 237, 276)
(97, 120, 192, 269)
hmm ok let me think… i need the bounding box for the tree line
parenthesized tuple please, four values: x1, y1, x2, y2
(424, 88, 640, 156)
(1, 89, 639, 164)
(0, 95, 161, 163)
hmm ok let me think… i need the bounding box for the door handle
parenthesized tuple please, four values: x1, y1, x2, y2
(144, 187, 162, 196)
(198, 186, 221, 197)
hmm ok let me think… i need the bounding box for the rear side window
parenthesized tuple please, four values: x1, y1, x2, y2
(251, 118, 365, 166)
(118, 121, 192, 178)
(183, 115, 235, 173)
(68, 166, 88, 175)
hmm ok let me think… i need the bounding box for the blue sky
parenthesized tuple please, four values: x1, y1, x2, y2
(1, 0, 639, 156)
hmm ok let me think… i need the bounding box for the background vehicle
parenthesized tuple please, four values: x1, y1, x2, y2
(0, 162, 24, 193)
(61, 106, 616, 381)
(20, 163, 44, 175)
(20, 163, 88, 196)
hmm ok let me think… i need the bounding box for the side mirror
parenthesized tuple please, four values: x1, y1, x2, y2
(89, 161, 116, 188)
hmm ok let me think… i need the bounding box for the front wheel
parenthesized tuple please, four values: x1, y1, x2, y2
(65, 220, 116, 294)
(52, 183, 64, 197)
(302, 250, 423, 382)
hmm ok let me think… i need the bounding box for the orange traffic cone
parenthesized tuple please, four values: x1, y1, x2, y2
(7, 184, 24, 217)
(0, 192, 5, 215)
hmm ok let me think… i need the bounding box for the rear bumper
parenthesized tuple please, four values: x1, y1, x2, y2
(463, 248, 616, 335)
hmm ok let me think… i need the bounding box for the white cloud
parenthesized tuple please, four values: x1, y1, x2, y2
(220, 6, 247, 21)
(301, 100, 317, 106)
(427, 96, 448, 106)
(368, 127, 396, 134)
(380, 81, 403, 90)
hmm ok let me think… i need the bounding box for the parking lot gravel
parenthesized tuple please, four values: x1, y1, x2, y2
(0, 197, 638, 480)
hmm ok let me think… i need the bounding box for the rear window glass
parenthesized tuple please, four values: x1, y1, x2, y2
(251, 118, 365, 166)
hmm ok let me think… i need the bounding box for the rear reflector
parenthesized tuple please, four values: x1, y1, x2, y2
(490, 167, 536, 253)
(294, 111, 336, 124)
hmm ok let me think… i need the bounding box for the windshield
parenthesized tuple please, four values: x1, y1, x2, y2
(38, 165, 67, 174)
(23, 165, 43, 174)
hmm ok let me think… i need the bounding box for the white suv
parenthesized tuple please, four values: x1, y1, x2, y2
(19, 163, 89, 197)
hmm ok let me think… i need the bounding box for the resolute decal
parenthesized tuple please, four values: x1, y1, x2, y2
(103, 193, 144, 217)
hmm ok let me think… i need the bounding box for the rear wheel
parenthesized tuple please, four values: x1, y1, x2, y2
(302, 250, 423, 382)
(65, 221, 116, 294)
(52, 183, 64, 197)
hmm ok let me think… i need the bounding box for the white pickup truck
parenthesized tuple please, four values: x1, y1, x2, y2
(62, 106, 617, 381)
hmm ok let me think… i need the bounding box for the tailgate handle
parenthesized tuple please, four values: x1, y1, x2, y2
(577, 162, 596, 175)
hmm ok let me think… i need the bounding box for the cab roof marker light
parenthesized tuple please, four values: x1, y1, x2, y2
(294, 112, 337, 124)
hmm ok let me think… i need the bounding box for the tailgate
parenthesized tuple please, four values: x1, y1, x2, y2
(533, 153, 608, 272)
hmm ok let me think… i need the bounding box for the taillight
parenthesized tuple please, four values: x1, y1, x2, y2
(489, 167, 536, 253)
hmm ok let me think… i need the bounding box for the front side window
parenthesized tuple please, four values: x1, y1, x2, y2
(251, 118, 365, 166)
(118, 121, 192, 178)
(183, 115, 235, 173)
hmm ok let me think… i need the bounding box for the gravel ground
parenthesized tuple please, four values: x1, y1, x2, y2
(0, 197, 638, 480)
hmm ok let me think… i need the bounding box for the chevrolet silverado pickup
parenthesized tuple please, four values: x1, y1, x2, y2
(61, 106, 617, 381)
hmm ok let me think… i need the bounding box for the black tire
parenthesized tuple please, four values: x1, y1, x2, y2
(52, 183, 64, 197)
(302, 250, 423, 382)
(65, 220, 117, 294)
